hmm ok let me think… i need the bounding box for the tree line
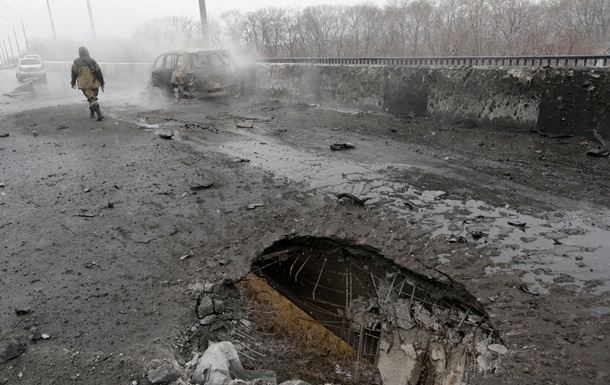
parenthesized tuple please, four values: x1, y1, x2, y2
(29, 0, 610, 62)
(212, 0, 609, 58)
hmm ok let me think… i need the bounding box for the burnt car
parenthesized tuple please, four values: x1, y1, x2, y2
(150, 49, 239, 100)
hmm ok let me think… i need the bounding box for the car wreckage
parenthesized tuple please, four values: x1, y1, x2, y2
(150, 49, 239, 100)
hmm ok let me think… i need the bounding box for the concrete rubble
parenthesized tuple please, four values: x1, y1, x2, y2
(191, 342, 276, 385)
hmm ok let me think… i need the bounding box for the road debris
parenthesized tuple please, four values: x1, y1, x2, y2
(403, 200, 418, 211)
(508, 221, 527, 229)
(0, 133, 9, 138)
(74, 212, 97, 218)
(488, 344, 508, 355)
(57, 124, 69, 130)
(471, 230, 488, 239)
(158, 132, 174, 139)
(4, 80, 36, 97)
(147, 363, 181, 384)
(191, 341, 276, 385)
(330, 142, 355, 150)
(180, 251, 194, 260)
(190, 181, 215, 190)
(0, 339, 27, 364)
(586, 146, 610, 156)
(236, 122, 254, 129)
(521, 284, 541, 296)
(247, 203, 264, 210)
(449, 235, 468, 243)
(336, 192, 370, 205)
(587, 128, 610, 156)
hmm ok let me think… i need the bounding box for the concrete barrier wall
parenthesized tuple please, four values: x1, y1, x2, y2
(46, 60, 610, 138)
(253, 64, 610, 138)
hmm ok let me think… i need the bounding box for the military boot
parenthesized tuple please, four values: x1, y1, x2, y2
(89, 100, 98, 119)
(96, 107, 104, 121)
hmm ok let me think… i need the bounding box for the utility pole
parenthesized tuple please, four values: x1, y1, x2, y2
(0, 27, 15, 59)
(198, 0, 209, 48)
(0, 17, 20, 57)
(6, 7, 29, 53)
(0, 39, 7, 64)
(6, 34, 15, 59)
(46, 0, 57, 42)
(86, 0, 97, 41)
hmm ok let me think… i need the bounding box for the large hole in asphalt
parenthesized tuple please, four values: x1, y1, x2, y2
(190, 237, 506, 385)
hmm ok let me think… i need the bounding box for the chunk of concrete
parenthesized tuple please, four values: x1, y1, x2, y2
(377, 338, 421, 385)
(197, 296, 214, 318)
(488, 344, 508, 355)
(147, 363, 181, 384)
(192, 341, 276, 385)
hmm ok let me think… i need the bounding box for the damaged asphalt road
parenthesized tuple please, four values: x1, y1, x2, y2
(0, 73, 609, 385)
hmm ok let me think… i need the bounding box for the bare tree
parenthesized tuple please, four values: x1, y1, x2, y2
(432, 0, 470, 55)
(220, 10, 245, 48)
(487, 0, 533, 55)
(123, 0, 610, 60)
(548, 0, 610, 53)
(132, 16, 201, 54)
(300, 5, 341, 57)
(462, 0, 491, 55)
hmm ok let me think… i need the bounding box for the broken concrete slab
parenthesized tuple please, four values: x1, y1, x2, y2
(191, 341, 276, 385)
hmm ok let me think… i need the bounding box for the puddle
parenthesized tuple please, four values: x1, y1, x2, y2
(172, 123, 610, 294)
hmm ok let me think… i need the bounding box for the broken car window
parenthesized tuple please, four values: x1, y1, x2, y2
(208, 54, 223, 67)
(192, 53, 208, 69)
(164, 54, 179, 70)
(153, 55, 164, 71)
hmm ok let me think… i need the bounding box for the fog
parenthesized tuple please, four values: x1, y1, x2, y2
(0, 1, 384, 44)
(0, 0, 605, 64)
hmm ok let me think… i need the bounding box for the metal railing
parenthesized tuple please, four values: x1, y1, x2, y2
(262, 55, 610, 67)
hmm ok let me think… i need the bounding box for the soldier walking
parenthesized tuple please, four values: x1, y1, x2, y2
(70, 46, 105, 121)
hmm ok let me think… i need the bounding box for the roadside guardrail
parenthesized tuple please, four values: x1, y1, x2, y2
(261, 55, 610, 67)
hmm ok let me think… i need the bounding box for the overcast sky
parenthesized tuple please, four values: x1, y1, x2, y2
(0, 0, 385, 43)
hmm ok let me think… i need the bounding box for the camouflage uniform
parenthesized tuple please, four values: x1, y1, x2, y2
(70, 46, 105, 121)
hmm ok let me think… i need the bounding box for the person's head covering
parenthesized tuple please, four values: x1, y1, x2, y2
(78, 46, 90, 58)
